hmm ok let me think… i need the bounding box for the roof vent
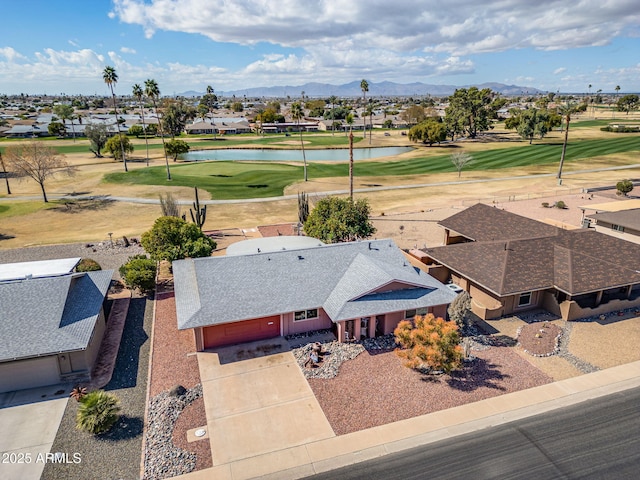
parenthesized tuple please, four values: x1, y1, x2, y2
(298, 255, 304, 260)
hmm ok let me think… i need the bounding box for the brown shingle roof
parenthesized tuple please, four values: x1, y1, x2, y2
(426, 206, 640, 296)
(438, 203, 558, 241)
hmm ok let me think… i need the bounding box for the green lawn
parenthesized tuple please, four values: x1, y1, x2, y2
(0, 201, 48, 218)
(104, 136, 640, 199)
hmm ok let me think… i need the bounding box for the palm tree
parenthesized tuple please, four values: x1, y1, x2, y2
(366, 101, 375, 145)
(360, 79, 369, 138)
(345, 111, 354, 137)
(291, 102, 307, 181)
(557, 103, 579, 185)
(329, 95, 337, 136)
(102, 66, 127, 172)
(145, 79, 171, 180)
(75, 390, 121, 434)
(132, 84, 149, 166)
(347, 113, 355, 199)
(614, 85, 621, 119)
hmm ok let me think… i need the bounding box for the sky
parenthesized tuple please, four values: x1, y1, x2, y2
(0, 0, 639, 96)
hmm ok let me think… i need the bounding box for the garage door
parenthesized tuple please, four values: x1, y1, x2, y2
(0, 356, 60, 393)
(203, 315, 281, 349)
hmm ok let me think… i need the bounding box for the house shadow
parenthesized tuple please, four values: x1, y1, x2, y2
(215, 337, 291, 365)
(441, 357, 510, 392)
(105, 298, 149, 390)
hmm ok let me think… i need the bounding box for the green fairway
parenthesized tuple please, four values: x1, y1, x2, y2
(104, 136, 640, 199)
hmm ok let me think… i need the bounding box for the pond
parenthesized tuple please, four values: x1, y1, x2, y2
(181, 146, 413, 162)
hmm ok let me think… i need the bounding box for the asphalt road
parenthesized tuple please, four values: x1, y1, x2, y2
(305, 386, 640, 480)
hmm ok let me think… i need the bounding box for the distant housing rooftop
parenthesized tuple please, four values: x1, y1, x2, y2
(0, 257, 80, 282)
(226, 236, 325, 256)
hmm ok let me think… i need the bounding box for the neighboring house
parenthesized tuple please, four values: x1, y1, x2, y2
(420, 203, 640, 321)
(0, 258, 112, 393)
(186, 120, 217, 135)
(173, 238, 457, 350)
(585, 208, 640, 245)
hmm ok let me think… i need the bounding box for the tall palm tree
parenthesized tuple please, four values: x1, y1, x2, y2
(366, 101, 375, 145)
(102, 66, 127, 172)
(145, 79, 171, 180)
(557, 103, 578, 185)
(132, 83, 149, 166)
(329, 95, 337, 136)
(614, 85, 621, 119)
(347, 113, 354, 199)
(291, 102, 307, 181)
(360, 79, 369, 138)
(345, 111, 354, 137)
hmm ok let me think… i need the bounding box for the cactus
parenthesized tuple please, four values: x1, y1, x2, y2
(189, 187, 207, 230)
(298, 191, 309, 225)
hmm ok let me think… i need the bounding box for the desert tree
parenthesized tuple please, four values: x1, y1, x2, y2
(290, 102, 307, 181)
(145, 78, 171, 180)
(132, 83, 150, 165)
(141, 216, 216, 262)
(159, 192, 181, 217)
(84, 123, 108, 157)
(447, 291, 472, 331)
(616, 179, 634, 197)
(408, 118, 447, 146)
(5, 142, 75, 202)
(394, 314, 463, 374)
(0, 152, 11, 194)
(304, 196, 376, 243)
(53, 104, 76, 141)
(450, 151, 473, 178)
(103, 66, 128, 172)
(105, 134, 134, 161)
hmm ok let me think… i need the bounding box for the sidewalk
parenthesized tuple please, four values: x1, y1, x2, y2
(174, 360, 640, 480)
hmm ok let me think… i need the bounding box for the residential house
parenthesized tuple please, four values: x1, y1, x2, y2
(0, 258, 112, 393)
(585, 208, 640, 245)
(173, 238, 457, 350)
(420, 203, 640, 321)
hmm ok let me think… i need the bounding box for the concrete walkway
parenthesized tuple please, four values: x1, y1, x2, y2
(175, 360, 640, 480)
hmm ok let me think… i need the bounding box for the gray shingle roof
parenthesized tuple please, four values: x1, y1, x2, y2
(587, 208, 640, 232)
(173, 239, 456, 330)
(0, 270, 112, 362)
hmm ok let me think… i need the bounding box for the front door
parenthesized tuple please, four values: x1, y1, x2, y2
(375, 315, 385, 336)
(360, 317, 370, 339)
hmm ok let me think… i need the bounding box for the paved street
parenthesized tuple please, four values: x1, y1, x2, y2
(303, 386, 640, 480)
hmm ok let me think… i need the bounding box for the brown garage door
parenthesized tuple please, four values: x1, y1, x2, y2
(203, 315, 281, 349)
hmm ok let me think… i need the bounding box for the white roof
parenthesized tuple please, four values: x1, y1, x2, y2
(226, 236, 324, 256)
(0, 258, 80, 282)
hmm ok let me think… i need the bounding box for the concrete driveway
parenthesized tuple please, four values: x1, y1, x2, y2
(197, 337, 335, 467)
(0, 384, 69, 480)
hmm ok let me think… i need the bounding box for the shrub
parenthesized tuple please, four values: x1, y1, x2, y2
(141, 216, 216, 262)
(119, 255, 157, 294)
(394, 314, 463, 374)
(75, 390, 121, 434)
(616, 179, 634, 196)
(541, 202, 549, 208)
(447, 291, 472, 331)
(555, 200, 566, 209)
(76, 258, 101, 272)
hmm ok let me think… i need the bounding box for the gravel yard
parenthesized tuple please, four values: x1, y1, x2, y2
(41, 297, 151, 480)
(143, 292, 211, 479)
(308, 344, 553, 436)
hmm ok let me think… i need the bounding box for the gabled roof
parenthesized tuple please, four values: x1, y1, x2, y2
(426, 206, 640, 296)
(173, 239, 456, 329)
(0, 270, 113, 362)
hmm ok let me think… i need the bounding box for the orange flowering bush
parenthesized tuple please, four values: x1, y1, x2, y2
(394, 314, 463, 374)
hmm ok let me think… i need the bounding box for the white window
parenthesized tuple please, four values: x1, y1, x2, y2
(612, 224, 625, 232)
(405, 307, 428, 318)
(294, 308, 318, 322)
(518, 292, 532, 307)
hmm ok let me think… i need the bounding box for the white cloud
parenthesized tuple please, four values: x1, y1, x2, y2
(120, 47, 137, 54)
(112, 0, 640, 54)
(0, 47, 26, 62)
(553, 67, 567, 75)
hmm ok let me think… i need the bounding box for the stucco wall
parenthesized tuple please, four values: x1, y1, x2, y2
(282, 309, 333, 336)
(0, 356, 61, 393)
(594, 224, 640, 245)
(561, 295, 640, 321)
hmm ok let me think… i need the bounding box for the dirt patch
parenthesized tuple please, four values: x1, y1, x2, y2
(517, 322, 562, 356)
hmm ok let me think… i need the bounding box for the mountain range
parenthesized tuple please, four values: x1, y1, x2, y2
(180, 81, 544, 98)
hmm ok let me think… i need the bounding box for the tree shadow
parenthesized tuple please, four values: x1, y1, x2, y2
(98, 415, 144, 442)
(444, 357, 510, 392)
(51, 197, 115, 213)
(0, 233, 15, 241)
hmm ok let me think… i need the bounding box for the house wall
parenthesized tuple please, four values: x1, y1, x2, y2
(0, 356, 61, 393)
(560, 295, 640, 321)
(426, 265, 450, 284)
(594, 224, 640, 245)
(282, 309, 333, 336)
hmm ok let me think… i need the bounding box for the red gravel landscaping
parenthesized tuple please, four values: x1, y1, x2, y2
(149, 291, 212, 470)
(308, 345, 553, 435)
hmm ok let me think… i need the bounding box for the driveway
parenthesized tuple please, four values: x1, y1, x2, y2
(0, 384, 69, 480)
(197, 337, 335, 466)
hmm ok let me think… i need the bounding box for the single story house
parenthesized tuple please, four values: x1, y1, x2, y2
(585, 208, 640, 244)
(0, 258, 112, 393)
(185, 120, 217, 135)
(420, 203, 640, 321)
(173, 238, 457, 350)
